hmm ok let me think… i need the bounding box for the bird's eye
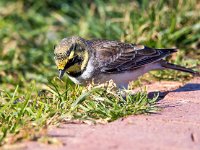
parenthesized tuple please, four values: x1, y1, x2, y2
(70, 44, 76, 51)
(74, 43, 77, 50)
(66, 43, 77, 56)
(66, 50, 71, 56)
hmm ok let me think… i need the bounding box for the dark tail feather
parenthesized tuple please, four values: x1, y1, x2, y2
(156, 48, 178, 55)
(156, 48, 178, 53)
(160, 60, 200, 76)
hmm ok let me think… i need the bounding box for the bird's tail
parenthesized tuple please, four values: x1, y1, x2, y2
(160, 60, 200, 76)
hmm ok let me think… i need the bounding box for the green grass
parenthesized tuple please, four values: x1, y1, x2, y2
(0, 0, 200, 146)
(0, 78, 158, 145)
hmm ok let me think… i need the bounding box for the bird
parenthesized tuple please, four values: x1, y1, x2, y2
(54, 36, 199, 89)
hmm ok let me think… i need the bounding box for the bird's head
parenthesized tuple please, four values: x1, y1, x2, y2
(54, 36, 89, 79)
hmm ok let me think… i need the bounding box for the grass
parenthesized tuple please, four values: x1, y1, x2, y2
(0, 0, 200, 146)
(0, 79, 158, 145)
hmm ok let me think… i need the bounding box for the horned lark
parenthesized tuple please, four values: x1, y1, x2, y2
(54, 36, 199, 88)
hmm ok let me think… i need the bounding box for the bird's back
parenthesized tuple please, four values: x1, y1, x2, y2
(87, 39, 176, 73)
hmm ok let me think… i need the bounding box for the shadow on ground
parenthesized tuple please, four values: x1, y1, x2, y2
(148, 83, 200, 101)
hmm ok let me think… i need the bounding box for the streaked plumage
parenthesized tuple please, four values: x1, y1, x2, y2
(54, 36, 199, 88)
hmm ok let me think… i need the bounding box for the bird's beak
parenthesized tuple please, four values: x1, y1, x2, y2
(59, 69, 65, 79)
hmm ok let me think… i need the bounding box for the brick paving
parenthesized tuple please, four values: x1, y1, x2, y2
(11, 78, 200, 150)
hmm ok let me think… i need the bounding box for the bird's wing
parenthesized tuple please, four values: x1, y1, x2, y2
(88, 39, 176, 73)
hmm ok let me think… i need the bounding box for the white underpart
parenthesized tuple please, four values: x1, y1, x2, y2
(98, 62, 163, 88)
(80, 59, 95, 79)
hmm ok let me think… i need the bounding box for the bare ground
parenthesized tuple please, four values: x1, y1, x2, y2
(5, 77, 200, 150)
